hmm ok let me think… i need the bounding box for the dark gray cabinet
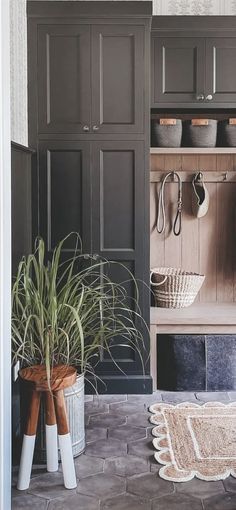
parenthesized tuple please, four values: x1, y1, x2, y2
(206, 38, 236, 104)
(38, 25, 91, 134)
(91, 25, 145, 134)
(151, 17, 236, 108)
(37, 22, 145, 135)
(152, 36, 205, 106)
(91, 141, 143, 256)
(28, 1, 152, 393)
(38, 141, 91, 254)
(91, 141, 148, 377)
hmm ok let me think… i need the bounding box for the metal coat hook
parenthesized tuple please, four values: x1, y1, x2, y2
(223, 172, 228, 181)
(196, 171, 203, 181)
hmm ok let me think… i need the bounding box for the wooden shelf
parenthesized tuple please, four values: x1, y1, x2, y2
(150, 147, 236, 154)
(150, 303, 236, 334)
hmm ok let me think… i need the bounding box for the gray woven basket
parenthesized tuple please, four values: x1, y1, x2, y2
(183, 119, 217, 148)
(151, 119, 182, 148)
(150, 267, 205, 309)
(217, 119, 236, 147)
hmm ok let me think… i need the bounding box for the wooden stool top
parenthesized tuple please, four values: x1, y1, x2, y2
(19, 364, 77, 392)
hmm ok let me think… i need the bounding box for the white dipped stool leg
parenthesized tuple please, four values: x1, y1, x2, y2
(54, 389, 77, 489)
(17, 390, 41, 490)
(58, 433, 77, 489)
(45, 392, 58, 472)
(46, 424, 58, 472)
(17, 435, 36, 490)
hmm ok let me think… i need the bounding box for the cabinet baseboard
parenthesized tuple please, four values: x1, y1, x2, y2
(85, 375, 153, 394)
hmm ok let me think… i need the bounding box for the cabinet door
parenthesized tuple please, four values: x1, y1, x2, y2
(91, 25, 145, 134)
(38, 141, 91, 254)
(206, 38, 236, 105)
(37, 25, 91, 134)
(91, 141, 149, 379)
(152, 36, 205, 107)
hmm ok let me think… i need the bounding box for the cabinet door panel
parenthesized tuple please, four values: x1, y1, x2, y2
(92, 142, 143, 258)
(100, 260, 136, 364)
(206, 38, 236, 104)
(91, 25, 144, 133)
(91, 141, 148, 374)
(39, 141, 91, 254)
(100, 150, 134, 251)
(152, 36, 205, 106)
(38, 25, 91, 134)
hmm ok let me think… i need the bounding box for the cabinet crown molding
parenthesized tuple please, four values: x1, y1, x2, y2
(152, 15, 236, 32)
(27, 1, 152, 19)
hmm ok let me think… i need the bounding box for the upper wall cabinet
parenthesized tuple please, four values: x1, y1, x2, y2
(152, 37, 205, 106)
(37, 23, 145, 135)
(206, 38, 236, 104)
(91, 25, 144, 134)
(38, 25, 91, 135)
(151, 17, 236, 109)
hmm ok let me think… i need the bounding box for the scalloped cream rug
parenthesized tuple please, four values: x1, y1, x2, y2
(149, 402, 236, 483)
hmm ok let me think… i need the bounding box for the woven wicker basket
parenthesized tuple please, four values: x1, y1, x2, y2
(150, 267, 205, 308)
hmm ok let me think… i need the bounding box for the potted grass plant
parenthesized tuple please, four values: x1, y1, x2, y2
(12, 234, 146, 459)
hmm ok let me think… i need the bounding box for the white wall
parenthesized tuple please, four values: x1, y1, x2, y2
(10, 0, 27, 146)
(153, 0, 236, 15)
(0, 0, 12, 507)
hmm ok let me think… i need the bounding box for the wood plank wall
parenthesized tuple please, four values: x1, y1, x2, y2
(150, 154, 236, 302)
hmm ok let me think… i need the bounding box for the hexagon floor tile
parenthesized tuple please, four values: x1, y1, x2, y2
(89, 412, 127, 428)
(228, 392, 236, 401)
(101, 493, 151, 510)
(128, 438, 155, 460)
(203, 492, 236, 510)
(161, 392, 199, 404)
(85, 426, 107, 444)
(127, 393, 162, 405)
(85, 438, 127, 458)
(13, 391, 235, 510)
(84, 395, 93, 402)
(127, 412, 151, 428)
(109, 402, 146, 415)
(77, 472, 125, 499)
(12, 493, 48, 510)
(152, 493, 203, 510)
(85, 401, 109, 416)
(127, 472, 174, 499)
(108, 425, 147, 442)
(223, 476, 236, 493)
(195, 392, 230, 403)
(95, 395, 127, 404)
(74, 454, 104, 478)
(104, 455, 149, 477)
(175, 477, 225, 499)
(28, 472, 77, 500)
(48, 493, 99, 510)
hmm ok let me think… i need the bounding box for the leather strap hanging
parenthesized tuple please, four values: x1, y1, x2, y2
(156, 171, 182, 236)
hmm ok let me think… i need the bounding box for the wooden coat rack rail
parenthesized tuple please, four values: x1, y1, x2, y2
(150, 171, 236, 183)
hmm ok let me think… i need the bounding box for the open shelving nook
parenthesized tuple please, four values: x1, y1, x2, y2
(150, 145, 236, 348)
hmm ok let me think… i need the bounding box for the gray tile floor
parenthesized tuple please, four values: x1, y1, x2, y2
(12, 391, 236, 510)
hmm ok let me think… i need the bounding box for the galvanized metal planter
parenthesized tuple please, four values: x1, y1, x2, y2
(35, 373, 85, 462)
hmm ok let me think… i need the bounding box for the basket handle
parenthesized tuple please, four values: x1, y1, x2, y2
(150, 271, 168, 287)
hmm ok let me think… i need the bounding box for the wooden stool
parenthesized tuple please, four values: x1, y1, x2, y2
(17, 364, 77, 491)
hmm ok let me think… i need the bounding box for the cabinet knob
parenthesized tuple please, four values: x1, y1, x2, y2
(206, 94, 213, 101)
(83, 125, 90, 132)
(196, 93, 205, 101)
(93, 125, 99, 131)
